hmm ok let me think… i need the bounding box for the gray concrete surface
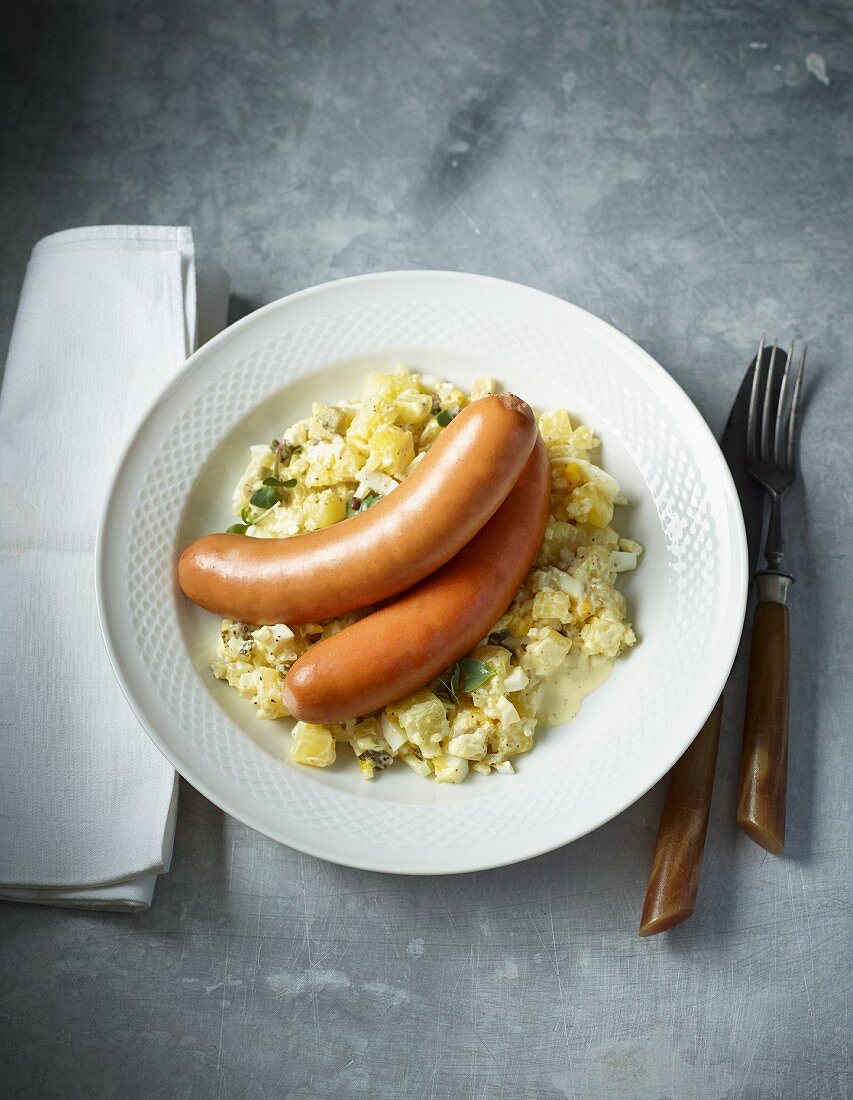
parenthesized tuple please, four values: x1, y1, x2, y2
(2, 1, 852, 1097)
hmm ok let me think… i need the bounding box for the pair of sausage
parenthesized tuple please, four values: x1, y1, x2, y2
(178, 393, 550, 723)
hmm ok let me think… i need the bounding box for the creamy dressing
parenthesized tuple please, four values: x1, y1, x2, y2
(537, 653, 613, 727)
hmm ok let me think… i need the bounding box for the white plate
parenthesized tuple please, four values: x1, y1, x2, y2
(97, 271, 747, 875)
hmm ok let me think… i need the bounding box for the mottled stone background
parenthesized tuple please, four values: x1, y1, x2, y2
(1, 2, 851, 1098)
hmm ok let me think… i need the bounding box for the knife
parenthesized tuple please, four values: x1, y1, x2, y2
(639, 353, 767, 936)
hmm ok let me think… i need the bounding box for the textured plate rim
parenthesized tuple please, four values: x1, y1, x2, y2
(96, 270, 748, 874)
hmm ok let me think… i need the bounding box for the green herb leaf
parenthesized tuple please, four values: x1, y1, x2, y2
(261, 476, 297, 489)
(436, 667, 459, 708)
(437, 663, 461, 707)
(459, 658, 496, 693)
(226, 523, 249, 535)
(250, 485, 281, 510)
(240, 505, 254, 524)
(436, 408, 455, 427)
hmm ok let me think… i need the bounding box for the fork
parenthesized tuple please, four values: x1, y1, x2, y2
(737, 337, 807, 855)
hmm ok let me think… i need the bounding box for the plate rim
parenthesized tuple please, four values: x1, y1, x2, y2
(96, 269, 748, 874)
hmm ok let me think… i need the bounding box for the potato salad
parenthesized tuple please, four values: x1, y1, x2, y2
(211, 368, 641, 782)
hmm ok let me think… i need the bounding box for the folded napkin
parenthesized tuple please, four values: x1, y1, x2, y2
(0, 225, 226, 911)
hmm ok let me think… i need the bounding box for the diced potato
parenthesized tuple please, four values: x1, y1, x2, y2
(347, 399, 397, 452)
(566, 483, 613, 528)
(351, 717, 389, 755)
(365, 423, 415, 476)
(226, 662, 255, 689)
(470, 376, 501, 400)
(571, 545, 616, 586)
(471, 668, 510, 712)
(505, 610, 533, 638)
(303, 489, 347, 529)
(329, 719, 357, 743)
(364, 369, 416, 402)
(212, 657, 253, 687)
(391, 691, 448, 758)
(581, 613, 637, 658)
(536, 519, 585, 565)
(255, 667, 288, 719)
(512, 681, 540, 719)
(569, 424, 598, 454)
(570, 458, 621, 497)
(237, 670, 258, 696)
(290, 722, 336, 767)
(493, 723, 534, 756)
(393, 392, 433, 427)
(470, 644, 512, 681)
(450, 706, 482, 737)
(532, 588, 573, 624)
(447, 729, 489, 760)
(522, 628, 573, 672)
(539, 408, 574, 443)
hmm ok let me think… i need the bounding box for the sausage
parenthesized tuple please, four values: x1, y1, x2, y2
(178, 393, 536, 625)
(282, 436, 550, 723)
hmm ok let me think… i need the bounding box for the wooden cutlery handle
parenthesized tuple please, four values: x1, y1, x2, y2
(639, 698, 723, 937)
(737, 598, 790, 855)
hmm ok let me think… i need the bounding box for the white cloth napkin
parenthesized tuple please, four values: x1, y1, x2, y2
(0, 225, 226, 912)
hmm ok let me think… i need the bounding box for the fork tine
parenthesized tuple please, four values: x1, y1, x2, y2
(747, 336, 765, 463)
(760, 340, 779, 462)
(786, 343, 807, 471)
(774, 339, 795, 469)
